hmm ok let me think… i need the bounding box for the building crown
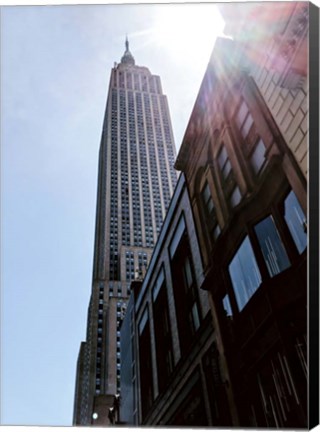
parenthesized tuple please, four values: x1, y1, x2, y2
(121, 36, 135, 66)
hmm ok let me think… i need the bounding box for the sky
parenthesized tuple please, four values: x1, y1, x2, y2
(1, 2, 226, 427)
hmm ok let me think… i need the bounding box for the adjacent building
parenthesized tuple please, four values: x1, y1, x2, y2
(219, 2, 309, 177)
(175, 5, 308, 427)
(120, 2, 310, 428)
(120, 173, 234, 426)
(73, 38, 177, 426)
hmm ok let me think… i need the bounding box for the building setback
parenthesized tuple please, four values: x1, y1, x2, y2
(73, 38, 177, 426)
(120, 3, 311, 428)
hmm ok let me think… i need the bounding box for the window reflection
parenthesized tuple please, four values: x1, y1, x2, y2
(229, 236, 262, 311)
(223, 294, 232, 317)
(284, 191, 307, 254)
(254, 216, 290, 277)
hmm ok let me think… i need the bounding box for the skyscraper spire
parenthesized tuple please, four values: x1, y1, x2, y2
(121, 35, 135, 66)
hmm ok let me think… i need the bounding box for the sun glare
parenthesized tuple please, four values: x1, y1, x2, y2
(154, 4, 225, 63)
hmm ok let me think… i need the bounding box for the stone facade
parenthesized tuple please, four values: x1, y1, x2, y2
(219, 2, 309, 177)
(175, 26, 308, 429)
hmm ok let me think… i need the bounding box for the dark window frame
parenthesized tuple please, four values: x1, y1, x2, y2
(152, 267, 174, 394)
(169, 217, 202, 356)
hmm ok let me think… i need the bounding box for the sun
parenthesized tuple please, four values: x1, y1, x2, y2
(153, 4, 225, 63)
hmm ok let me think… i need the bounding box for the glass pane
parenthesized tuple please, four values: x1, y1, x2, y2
(152, 268, 165, 301)
(284, 191, 307, 254)
(236, 101, 249, 129)
(183, 256, 193, 289)
(222, 159, 232, 179)
(230, 186, 241, 208)
(213, 224, 221, 240)
(251, 138, 266, 174)
(202, 183, 211, 202)
(223, 294, 232, 317)
(229, 236, 262, 311)
(218, 146, 228, 169)
(192, 303, 200, 331)
(241, 113, 254, 138)
(169, 216, 186, 257)
(207, 197, 214, 214)
(254, 216, 290, 277)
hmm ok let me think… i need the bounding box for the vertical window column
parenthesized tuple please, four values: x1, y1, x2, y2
(152, 270, 173, 393)
(170, 217, 202, 356)
(217, 145, 242, 209)
(201, 182, 221, 240)
(138, 308, 154, 419)
(95, 284, 104, 394)
(109, 89, 119, 280)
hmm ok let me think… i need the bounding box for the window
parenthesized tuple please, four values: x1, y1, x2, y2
(138, 308, 154, 419)
(191, 302, 200, 330)
(217, 147, 243, 211)
(229, 236, 262, 311)
(169, 215, 186, 258)
(183, 256, 193, 290)
(202, 183, 214, 216)
(250, 138, 266, 175)
(230, 186, 242, 208)
(218, 146, 232, 180)
(283, 191, 307, 254)
(182, 255, 200, 334)
(213, 225, 221, 240)
(222, 294, 232, 317)
(170, 221, 201, 355)
(254, 216, 290, 277)
(236, 100, 254, 138)
(242, 113, 254, 138)
(202, 344, 228, 424)
(201, 182, 220, 240)
(236, 100, 249, 127)
(153, 269, 174, 393)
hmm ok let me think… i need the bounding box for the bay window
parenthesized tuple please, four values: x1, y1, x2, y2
(228, 236, 262, 311)
(227, 188, 306, 313)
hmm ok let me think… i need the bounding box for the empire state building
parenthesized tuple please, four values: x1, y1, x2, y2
(73, 38, 177, 425)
